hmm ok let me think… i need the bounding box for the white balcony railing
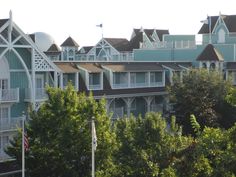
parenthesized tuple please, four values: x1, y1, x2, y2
(150, 41, 196, 49)
(130, 82, 149, 88)
(88, 84, 101, 90)
(150, 82, 164, 87)
(0, 117, 22, 132)
(25, 88, 48, 101)
(112, 83, 129, 89)
(0, 88, 19, 103)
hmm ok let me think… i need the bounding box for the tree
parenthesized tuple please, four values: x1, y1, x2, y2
(169, 69, 236, 134)
(175, 120, 236, 177)
(6, 84, 117, 177)
(113, 113, 192, 177)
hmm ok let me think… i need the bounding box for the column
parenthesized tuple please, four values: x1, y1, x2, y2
(60, 73, 63, 89)
(75, 72, 79, 91)
(54, 71, 58, 88)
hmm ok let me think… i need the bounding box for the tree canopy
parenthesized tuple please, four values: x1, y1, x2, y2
(168, 69, 236, 134)
(6, 84, 117, 177)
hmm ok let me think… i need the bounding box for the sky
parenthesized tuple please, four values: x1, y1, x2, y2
(1, 0, 236, 47)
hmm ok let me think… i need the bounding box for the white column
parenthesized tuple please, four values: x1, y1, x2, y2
(123, 97, 134, 117)
(54, 72, 58, 88)
(60, 73, 63, 89)
(144, 96, 154, 113)
(31, 49, 36, 108)
(75, 72, 79, 91)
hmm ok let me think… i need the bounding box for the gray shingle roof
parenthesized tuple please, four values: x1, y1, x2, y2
(61, 36, 79, 47)
(47, 43, 60, 52)
(0, 19, 8, 28)
(77, 46, 93, 54)
(104, 38, 130, 52)
(198, 15, 236, 34)
(196, 44, 224, 61)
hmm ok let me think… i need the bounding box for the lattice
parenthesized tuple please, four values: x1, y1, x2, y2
(34, 50, 54, 71)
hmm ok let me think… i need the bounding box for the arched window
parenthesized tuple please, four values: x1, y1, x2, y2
(218, 29, 225, 43)
(210, 63, 216, 70)
(202, 62, 207, 69)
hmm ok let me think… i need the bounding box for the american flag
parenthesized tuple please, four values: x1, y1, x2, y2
(24, 131, 29, 151)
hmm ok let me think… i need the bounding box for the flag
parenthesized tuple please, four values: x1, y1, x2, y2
(96, 24, 103, 28)
(24, 131, 29, 151)
(200, 19, 208, 24)
(92, 121, 97, 151)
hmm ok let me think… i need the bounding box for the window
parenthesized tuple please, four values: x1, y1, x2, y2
(150, 72, 163, 84)
(202, 63, 207, 69)
(218, 29, 225, 43)
(0, 107, 9, 124)
(113, 72, 128, 87)
(0, 79, 8, 89)
(210, 63, 216, 70)
(130, 72, 148, 87)
(89, 73, 101, 89)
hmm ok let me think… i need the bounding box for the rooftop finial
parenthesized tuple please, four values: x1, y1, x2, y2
(9, 10, 12, 20)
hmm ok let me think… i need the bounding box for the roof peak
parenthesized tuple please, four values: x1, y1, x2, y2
(61, 36, 79, 47)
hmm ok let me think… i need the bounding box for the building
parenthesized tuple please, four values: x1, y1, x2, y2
(1, 12, 236, 163)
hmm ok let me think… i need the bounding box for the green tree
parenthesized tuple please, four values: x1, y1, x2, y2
(6, 84, 117, 177)
(113, 113, 192, 177)
(176, 122, 236, 176)
(169, 69, 236, 134)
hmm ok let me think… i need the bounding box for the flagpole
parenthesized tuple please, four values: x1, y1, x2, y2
(22, 113, 25, 177)
(209, 15, 212, 44)
(91, 117, 95, 177)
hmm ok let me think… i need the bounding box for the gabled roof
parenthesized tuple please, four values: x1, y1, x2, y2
(0, 19, 8, 28)
(156, 30, 169, 41)
(47, 43, 60, 52)
(104, 38, 130, 52)
(198, 15, 236, 34)
(44, 43, 61, 55)
(196, 44, 224, 61)
(61, 36, 79, 47)
(129, 28, 169, 50)
(129, 32, 143, 50)
(77, 46, 93, 54)
(198, 16, 218, 34)
(221, 15, 236, 32)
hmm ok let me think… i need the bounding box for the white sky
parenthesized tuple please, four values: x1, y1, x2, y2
(1, 0, 236, 47)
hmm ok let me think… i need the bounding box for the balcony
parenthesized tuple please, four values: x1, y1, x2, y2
(112, 83, 129, 89)
(0, 88, 19, 103)
(0, 117, 22, 132)
(25, 88, 48, 101)
(88, 84, 102, 90)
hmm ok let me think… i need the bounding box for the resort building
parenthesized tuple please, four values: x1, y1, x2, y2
(1, 12, 236, 163)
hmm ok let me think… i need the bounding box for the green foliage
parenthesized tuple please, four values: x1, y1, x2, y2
(169, 69, 236, 134)
(226, 87, 236, 106)
(190, 114, 201, 136)
(6, 84, 117, 177)
(113, 112, 192, 177)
